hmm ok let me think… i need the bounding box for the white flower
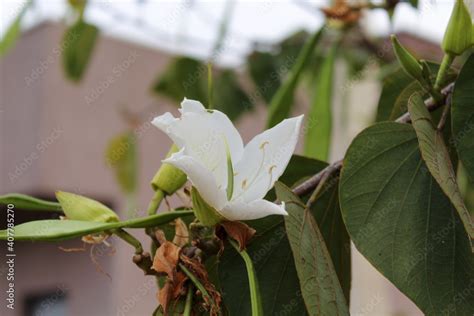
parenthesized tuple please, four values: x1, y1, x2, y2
(152, 99, 303, 222)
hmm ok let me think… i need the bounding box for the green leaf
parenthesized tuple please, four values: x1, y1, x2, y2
(213, 70, 252, 121)
(266, 27, 325, 128)
(408, 93, 473, 241)
(376, 62, 454, 122)
(0, 211, 193, 241)
(276, 182, 349, 316)
(62, 20, 99, 81)
(452, 53, 474, 182)
(152, 57, 207, 103)
(339, 122, 474, 315)
(105, 132, 137, 194)
(0, 2, 29, 56)
(304, 44, 337, 160)
(219, 155, 351, 314)
(0, 193, 62, 211)
(376, 67, 413, 121)
(247, 51, 281, 103)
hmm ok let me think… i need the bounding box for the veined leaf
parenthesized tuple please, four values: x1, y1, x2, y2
(0, 193, 62, 211)
(452, 53, 474, 182)
(339, 122, 474, 315)
(219, 155, 351, 314)
(0, 211, 193, 241)
(62, 20, 98, 81)
(408, 93, 473, 241)
(304, 44, 337, 160)
(276, 182, 349, 316)
(266, 27, 325, 128)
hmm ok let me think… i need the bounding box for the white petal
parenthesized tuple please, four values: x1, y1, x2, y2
(164, 148, 227, 209)
(152, 99, 244, 191)
(180, 98, 206, 114)
(220, 199, 287, 221)
(152, 112, 184, 147)
(232, 115, 303, 202)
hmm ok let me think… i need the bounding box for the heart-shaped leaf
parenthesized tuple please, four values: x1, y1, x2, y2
(339, 122, 474, 315)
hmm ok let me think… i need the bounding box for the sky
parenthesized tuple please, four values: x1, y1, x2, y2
(0, 0, 462, 66)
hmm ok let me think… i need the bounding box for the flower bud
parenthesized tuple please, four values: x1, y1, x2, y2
(56, 191, 119, 223)
(151, 144, 187, 194)
(441, 0, 472, 56)
(191, 187, 224, 226)
(391, 35, 424, 82)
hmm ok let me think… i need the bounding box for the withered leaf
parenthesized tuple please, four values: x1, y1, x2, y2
(172, 218, 189, 247)
(220, 221, 256, 251)
(152, 241, 181, 281)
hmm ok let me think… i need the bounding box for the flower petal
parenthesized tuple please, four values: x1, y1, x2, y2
(164, 148, 227, 210)
(232, 115, 303, 202)
(220, 199, 287, 221)
(152, 99, 244, 191)
(180, 98, 206, 114)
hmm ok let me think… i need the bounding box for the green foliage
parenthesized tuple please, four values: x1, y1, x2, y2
(62, 20, 98, 81)
(276, 182, 349, 315)
(247, 51, 281, 103)
(441, 0, 472, 56)
(213, 70, 252, 121)
(153, 58, 250, 121)
(56, 191, 119, 223)
(408, 94, 473, 241)
(304, 44, 337, 161)
(266, 27, 325, 127)
(153, 57, 207, 103)
(376, 62, 455, 121)
(0, 193, 62, 211)
(339, 122, 474, 315)
(0, 211, 193, 241)
(105, 132, 137, 194)
(0, 2, 29, 56)
(219, 155, 350, 315)
(376, 67, 414, 121)
(452, 54, 474, 182)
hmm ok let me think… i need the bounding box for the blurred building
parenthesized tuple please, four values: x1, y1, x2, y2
(0, 21, 441, 316)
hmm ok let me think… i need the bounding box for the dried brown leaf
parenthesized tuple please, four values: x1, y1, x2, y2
(173, 218, 189, 247)
(220, 221, 256, 251)
(152, 241, 181, 281)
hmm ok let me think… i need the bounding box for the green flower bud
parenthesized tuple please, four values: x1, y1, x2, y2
(151, 144, 187, 194)
(191, 187, 224, 226)
(56, 191, 119, 222)
(441, 0, 472, 55)
(391, 35, 424, 82)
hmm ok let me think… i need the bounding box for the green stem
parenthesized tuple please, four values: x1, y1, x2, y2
(207, 62, 213, 109)
(183, 285, 194, 316)
(114, 228, 143, 254)
(434, 54, 454, 91)
(147, 189, 165, 216)
(229, 239, 263, 316)
(179, 263, 214, 306)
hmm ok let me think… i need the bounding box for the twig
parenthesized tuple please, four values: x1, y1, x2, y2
(293, 82, 455, 197)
